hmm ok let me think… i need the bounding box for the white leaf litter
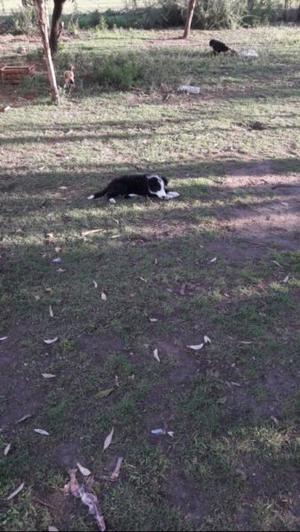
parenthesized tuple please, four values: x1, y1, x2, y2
(187, 343, 204, 351)
(153, 348, 160, 362)
(7, 482, 25, 501)
(34, 428, 49, 436)
(209, 257, 217, 263)
(0, 336, 8, 341)
(204, 335, 211, 344)
(42, 373, 56, 379)
(178, 84, 201, 94)
(239, 48, 259, 58)
(82, 228, 103, 236)
(93, 280, 98, 288)
(271, 415, 279, 425)
(4, 443, 11, 456)
(111, 457, 123, 481)
(64, 470, 106, 531)
(48, 527, 59, 532)
(43, 337, 58, 345)
(49, 305, 54, 318)
(16, 414, 32, 423)
(101, 292, 107, 301)
(151, 428, 174, 437)
(283, 275, 289, 283)
(51, 257, 62, 264)
(103, 427, 114, 451)
(149, 318, 158, 322)
(78, 486, 106, 532)
(76, 462, 91, 477)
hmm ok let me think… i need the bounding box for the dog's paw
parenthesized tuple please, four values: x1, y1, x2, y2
(164, 191, 180, 200)
(109, 198, 117, 204)
(87, 194, 95, 200)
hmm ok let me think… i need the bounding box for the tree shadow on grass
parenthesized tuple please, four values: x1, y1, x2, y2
(1, 176, 299, 529)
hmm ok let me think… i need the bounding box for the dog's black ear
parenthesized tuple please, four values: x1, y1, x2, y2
(161, 176, 168, 185)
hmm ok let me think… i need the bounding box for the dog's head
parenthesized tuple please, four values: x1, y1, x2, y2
(147, 175, 167, 198)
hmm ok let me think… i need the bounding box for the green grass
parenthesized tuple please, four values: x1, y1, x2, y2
(1, 0, 144, 15)
(0, 26, 299, 531)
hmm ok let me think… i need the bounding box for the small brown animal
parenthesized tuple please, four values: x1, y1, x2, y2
(63, 65, 75, 91)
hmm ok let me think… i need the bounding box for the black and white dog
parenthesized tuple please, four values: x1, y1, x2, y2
(88, 174, 179, 203)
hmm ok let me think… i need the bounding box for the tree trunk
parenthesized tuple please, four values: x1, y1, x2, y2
(34, 0, 59, 104)
(183, 0, 197, 39)
(247, 0, 254, 14)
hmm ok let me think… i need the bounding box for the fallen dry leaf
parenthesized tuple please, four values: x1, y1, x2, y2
(271, 415, 279, 425)
(77, 462, 91, 477)
(49, 305, 54, 318)
(48, 527, 59, 532)
(180, 283, 186, 295)
(95, 388, 114, 399)
(101, 292, 107, 301)
(209, 257, 217, 263)
(111, 457, 123, 481)
(0, 336, 8, 341)
(4, 443, 11, 456)
(42, 373, 56, 379)
(43, 337, 58, 345)
(46, 232, 55, 242)
(82, 228, 103, 237)
(64, 468, 80, 497)
(204, 335, 211, 344)
(149, 318, 158, 322)
(16, 414, 32, 424)
(151, 428, 174, 437)
(34, 428, 49, 436)
(64, 470, 106, 530)
(153, 348, 160, 362)
(51, 257, 62, 264)
(103, 427, 114, 451)
(151, 428, 165, 435)
(7, 482, 25, 501)
(283, 275, 289, 283)
(187, 343, 204, 351)
(93, 280, 98, 288)
(79, 486, 106, 531)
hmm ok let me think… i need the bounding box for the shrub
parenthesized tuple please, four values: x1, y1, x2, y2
(10, 6, 37, 35)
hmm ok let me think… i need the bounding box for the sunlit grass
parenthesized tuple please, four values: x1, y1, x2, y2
(0, 26, 299, 532)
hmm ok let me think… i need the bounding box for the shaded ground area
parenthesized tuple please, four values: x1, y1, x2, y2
(0, 27, 299, 532)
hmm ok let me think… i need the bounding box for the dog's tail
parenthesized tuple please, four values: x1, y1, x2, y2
(87, 186, 108, 200)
